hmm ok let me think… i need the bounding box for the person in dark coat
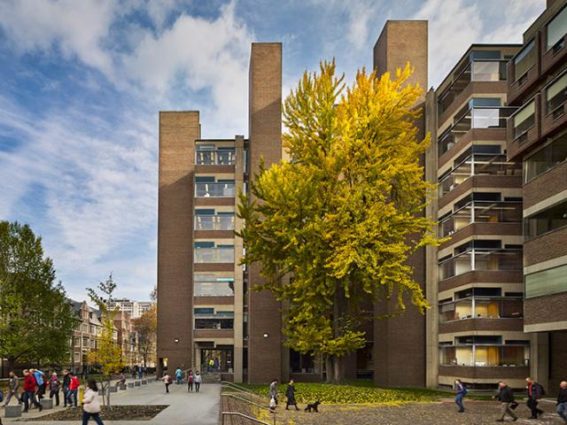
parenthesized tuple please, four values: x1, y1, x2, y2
(285, 379, 299, 411)
(526, 377, 544, 419)
(454, 379, 467, 413)
(495, 381, 518, 422)
(557, 381, 567, 424)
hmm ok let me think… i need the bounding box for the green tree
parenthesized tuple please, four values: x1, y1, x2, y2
(0, 221, 76, 370)
(132, 305, 157, 369)
(238, 62, 441, 383)
(86, 274, 124, 406)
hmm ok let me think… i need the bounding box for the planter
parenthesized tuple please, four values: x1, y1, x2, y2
(5, 405, 22, 417)
(40, 398, 53, 409)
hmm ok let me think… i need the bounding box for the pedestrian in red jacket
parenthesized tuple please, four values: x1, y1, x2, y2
(22, 370, 42, 412)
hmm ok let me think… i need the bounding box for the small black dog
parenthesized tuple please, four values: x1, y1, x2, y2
(304, 401, 321, 412)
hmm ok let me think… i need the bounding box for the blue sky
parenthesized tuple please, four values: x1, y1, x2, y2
(0, 0, 545, 301)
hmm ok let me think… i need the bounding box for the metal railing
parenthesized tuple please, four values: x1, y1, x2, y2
(220, 381, 277, 425)
(196, 150, 236, 165)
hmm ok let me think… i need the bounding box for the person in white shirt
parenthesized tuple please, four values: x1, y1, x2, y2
(82, 380, 104, 425)
(194, 371, 202, 392)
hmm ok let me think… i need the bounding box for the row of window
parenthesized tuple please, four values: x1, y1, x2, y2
(440, 343, 529, 368)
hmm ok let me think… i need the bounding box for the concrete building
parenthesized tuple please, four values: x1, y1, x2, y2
(69, 300, 104, 373)
(505, 0, 567, 391)
(113, 309, 141, 367)
(109, 298, 154, 319)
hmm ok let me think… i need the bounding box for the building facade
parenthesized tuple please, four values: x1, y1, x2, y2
(157, 3, 567, 388)
(505, 0, 567, 391)
(109, 298, 154, 319)
(70, 300, 103, 373)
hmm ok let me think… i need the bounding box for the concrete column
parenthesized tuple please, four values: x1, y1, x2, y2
(233, 135, 245, 383)
(531, 332, 549, 389)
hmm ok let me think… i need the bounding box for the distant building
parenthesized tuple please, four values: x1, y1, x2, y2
(69, 300, 104, 373)
(108, 298, 155, 319)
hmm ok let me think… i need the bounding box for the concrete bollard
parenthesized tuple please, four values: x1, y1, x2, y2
(98, 389, 105, 396)
(127, 383, 134, 388)
(142, 380, 147, 385)
(134, 381, 141, 387)
(109, 386, 117, 393)
(5, 405, 22, 417)
(119, 384, 127, 390)
(40, 398, 53, 410)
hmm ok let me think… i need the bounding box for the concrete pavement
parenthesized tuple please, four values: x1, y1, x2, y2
(2, 380, 221, 425)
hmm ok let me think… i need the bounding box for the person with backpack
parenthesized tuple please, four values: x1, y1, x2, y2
(526, 377, 545, 419)
(174, 367, 183, 385)
(187, 370, 194, 392)
(62, 369, 71, 407)
(495, 381, 518, 422)
(454, 379, 467, 413)
(49, 371, 61, 407)
(162, 373, 172, 393)
(22, 369, 42, 413)
(82, 380, 104, 425)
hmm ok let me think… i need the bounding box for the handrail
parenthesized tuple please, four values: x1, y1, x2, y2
(221, 412, 271, 425)
(221, 393, 274, 413)
(221, 381, 277, 425)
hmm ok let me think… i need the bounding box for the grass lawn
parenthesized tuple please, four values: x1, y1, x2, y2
(240, 381, 451, 405)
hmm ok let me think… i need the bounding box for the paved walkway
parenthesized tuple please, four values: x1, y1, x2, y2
(2, 380, 220, 425)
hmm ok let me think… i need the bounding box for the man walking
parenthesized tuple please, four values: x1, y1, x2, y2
(526, 377, 544, 419)
(495, 381, 517, 422)
(194, 371, 202, 392)
(68, 372, 80, 407)
(269, 379, 279, 407)
(557, 381, 567, 424)
(2, 371, 20, 407)
(175, 367, 183, 385)
(49, 372, 61, 407)
(31, 369, 46, 400)
(62, 370, 71, 407)
(454, 379, 467, 413)
(22, 370, 42, 413)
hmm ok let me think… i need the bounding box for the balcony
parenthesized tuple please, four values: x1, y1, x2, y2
(194, 247, 234, 264)
(440, 342, 529, 368)
(438, 107, 515, 159)
(542, 71, 567, 138)
(439, 249, 522, 281)
(438, 59, 508, 121)
(438, 365, 530, 380)
(508, 36, 540, 104)
(194, 274, 235, 297)
(439, 297, 523, 323)
(195, 149, 235, 166)
(194, 215, 235, 231)
(195, 182, 235, 198)
(438, 153, 521, 198)
(541, 6, 567, 75)
(507, 95, 542, 161)
(439, 200, 522, 239)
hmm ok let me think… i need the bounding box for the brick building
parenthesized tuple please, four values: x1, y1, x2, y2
(157, 1, 567, 388)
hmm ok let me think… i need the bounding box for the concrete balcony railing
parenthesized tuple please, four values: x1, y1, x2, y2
(194, 247, 234, 264)
(195, 182, 235, 198)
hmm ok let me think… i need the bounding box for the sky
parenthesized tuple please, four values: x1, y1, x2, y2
(0, 0, 546, 302)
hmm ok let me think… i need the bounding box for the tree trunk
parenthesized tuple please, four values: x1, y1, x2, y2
(333, 356, 345, 383)
(106, 378, 111, 407)
(325, 356, 333, 383)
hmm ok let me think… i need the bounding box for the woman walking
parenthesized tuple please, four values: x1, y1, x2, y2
(285, 379, 299, 411)
(82, 380, 104, 425)
(455, 379, 467, 413)
(49, 372, 61, 407)
(187, 370, 194, 392)
(162, 373, 172, 393)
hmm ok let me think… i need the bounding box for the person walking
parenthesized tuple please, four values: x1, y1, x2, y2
(454, 379, 467, 413)
(175, 367, 183, 385)
(22, 369, 42, 413)
(31, 369, 46, 400)
(526, 377, 545, 419)
(82, 380, 104, 425)
(68, 372, 80, 408)
(162, 373, 172, 393)
(495, 381, 518, 422)
(187, 371, 194, 392)
(49, 372, 61, 407)
(194, 371, 202, 393)
(269, 379, 279, 407)
(2, 371, 20, 407)
(62, 369, 71, 407)
(208, 358, 214, 372)
(557, 381, 567, 424)
(285, 379, 299, 411)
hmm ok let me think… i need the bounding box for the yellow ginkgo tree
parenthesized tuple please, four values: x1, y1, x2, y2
(238, 61, 441, 383)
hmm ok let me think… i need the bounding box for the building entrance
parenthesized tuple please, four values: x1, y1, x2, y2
(201, 347, 233, 373)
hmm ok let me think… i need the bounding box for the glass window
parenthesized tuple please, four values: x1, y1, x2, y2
(194, 308, 214, 315)
(546, 72, 567, 113)
(470, 50, 501, 60)
(525, 199, 567, 238)
(524, 133, 567, 182)
(526, 264, 567, 298)
(547, 6, 567, 50)
(194, 273, 235, 297)
(514, 40, 536, 80)
(513, 101, 535, 138)
(194, 318, 234, 329)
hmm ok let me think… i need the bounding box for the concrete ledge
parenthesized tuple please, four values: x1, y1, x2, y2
(5, 405, 22, 417)
(40, 398, 53, 409)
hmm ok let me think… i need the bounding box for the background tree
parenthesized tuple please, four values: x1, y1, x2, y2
(132, 305, 157, 369)
(0, 221, 76, 371)
(86, 274, 124, 406)
(238, 62, 441, 383)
